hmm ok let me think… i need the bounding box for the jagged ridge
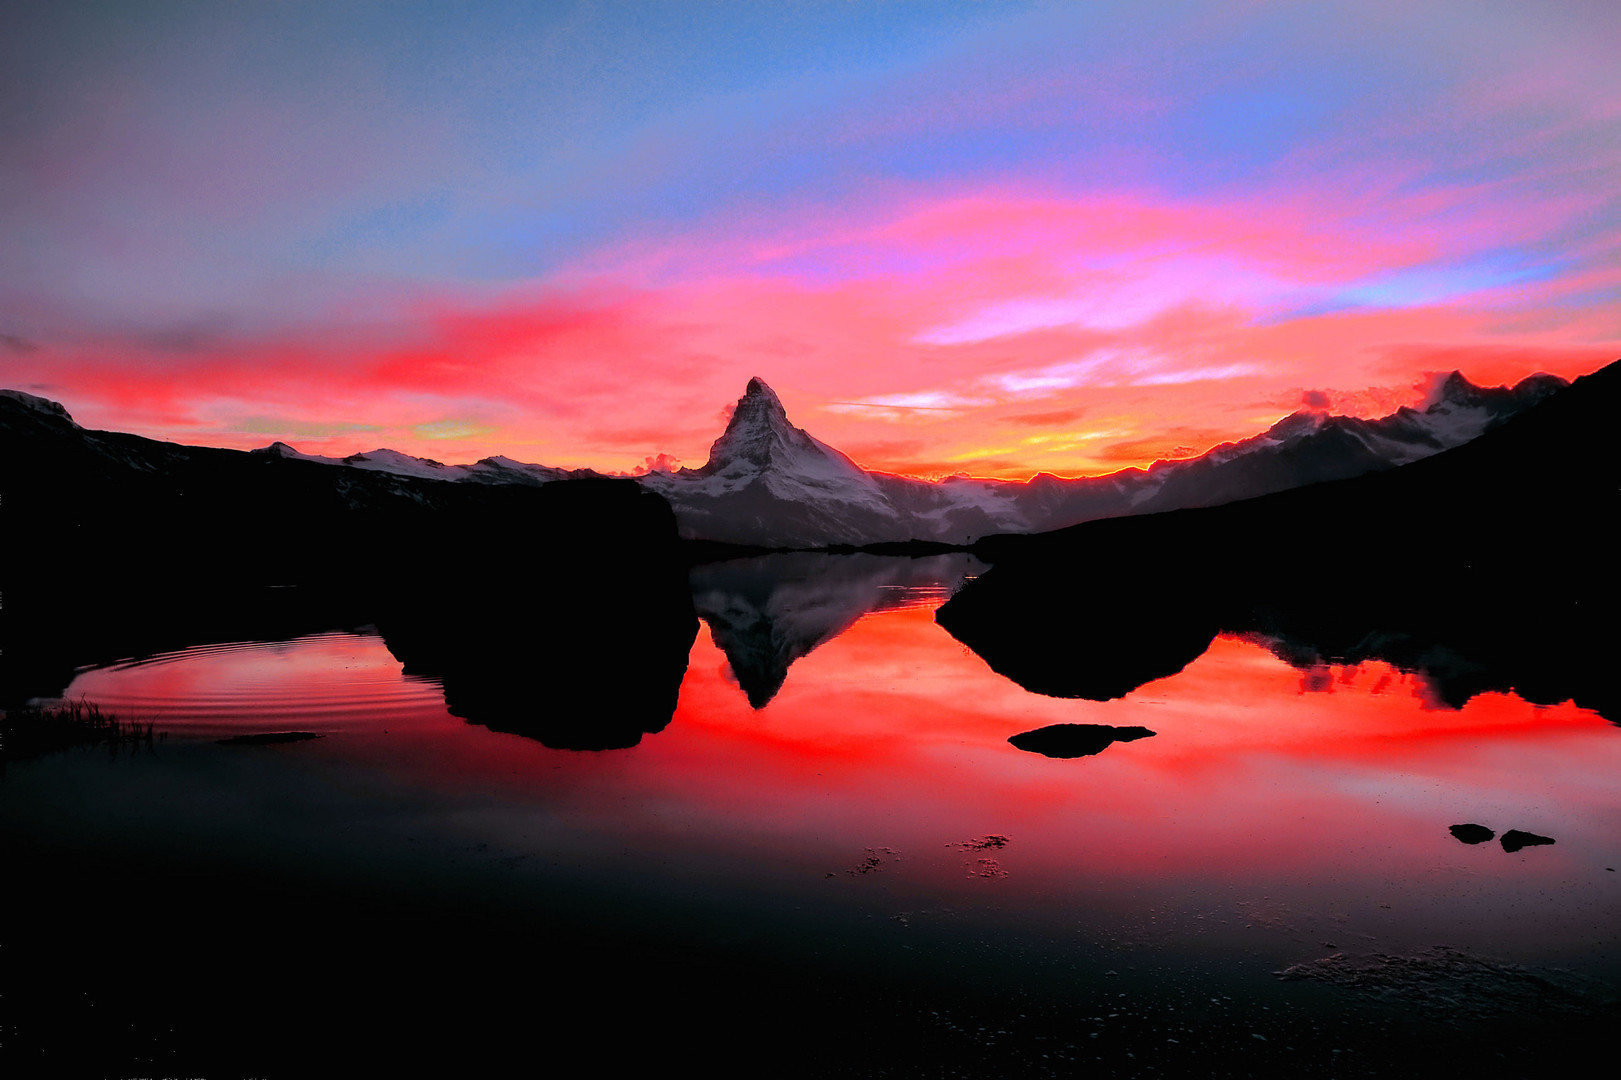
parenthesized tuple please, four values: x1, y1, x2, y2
(3, 369, 1569, 549)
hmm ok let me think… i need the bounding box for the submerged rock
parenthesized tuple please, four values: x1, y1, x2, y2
(217, 731, 321, 745)
(1275, 946, 1601, 1023)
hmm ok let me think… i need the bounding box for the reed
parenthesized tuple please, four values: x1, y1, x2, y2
(0, 700, 157, 762)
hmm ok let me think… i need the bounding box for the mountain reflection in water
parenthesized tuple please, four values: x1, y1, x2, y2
(691, 552, 983, 707)
(9, 553, 1619, 1076)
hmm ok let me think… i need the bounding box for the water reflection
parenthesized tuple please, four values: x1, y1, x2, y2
(690, 552, 983, 707)
(941, 587, 1620, 725)
(16, 553, 1619, 1073)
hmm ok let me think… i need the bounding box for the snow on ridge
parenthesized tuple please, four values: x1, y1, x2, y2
(251, 442, 345, 466)
(97, 368, 1572, 548)
(1, 388, 79, 426)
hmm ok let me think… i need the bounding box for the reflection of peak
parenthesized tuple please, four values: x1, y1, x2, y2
(691, 553, 982, 709)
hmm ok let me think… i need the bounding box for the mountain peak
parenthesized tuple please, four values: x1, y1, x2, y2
(734, 377, 789, 427)
(684, 378, 874, 497)
(1265, 410, 1330, 441)
(1431, 370, 1482, 408)
(1422, 369, 1569, 416)
(0, 388, 78, 427)
(699, 378, 799, 473)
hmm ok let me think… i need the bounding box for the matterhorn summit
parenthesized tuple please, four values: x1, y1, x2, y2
(638, 378, 913, 546)
(692, 378, 878, 492)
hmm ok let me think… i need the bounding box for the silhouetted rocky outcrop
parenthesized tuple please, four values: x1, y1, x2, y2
(376, 482, 698, 750)
(939, 360, 1621, 722)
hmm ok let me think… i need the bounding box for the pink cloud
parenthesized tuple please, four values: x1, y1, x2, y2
(6, 178, 1615, 480)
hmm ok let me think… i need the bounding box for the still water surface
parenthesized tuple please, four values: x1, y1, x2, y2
(14, 553, 1621, 1074)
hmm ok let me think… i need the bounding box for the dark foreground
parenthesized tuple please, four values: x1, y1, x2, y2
(7, 715, 1614, 1080)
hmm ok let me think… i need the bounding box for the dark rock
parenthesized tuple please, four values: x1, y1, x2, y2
(1500, 829, 1556, 853)
(0, 393, 701, 755)
(1008, 723, 1156, 758)
(217, 731, 322, 746)
(1449, 823, 1495, 844)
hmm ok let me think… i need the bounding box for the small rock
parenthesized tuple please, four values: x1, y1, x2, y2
(217, 731, 321, 746)
(1500, 829, 1555, 853)
(1449, 823, 1494, 845)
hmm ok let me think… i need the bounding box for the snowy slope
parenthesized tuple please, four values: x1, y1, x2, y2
(252, 441, 597, 485)
(236, 368, 1564, 548)
(640, 372, 1566, 546)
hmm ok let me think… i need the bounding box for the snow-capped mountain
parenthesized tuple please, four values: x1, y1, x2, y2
(638, 372, 1566, 546)
(253, 441, 598, 485)
(637, 378, 979, 546)
(12, 366, 1560, 550)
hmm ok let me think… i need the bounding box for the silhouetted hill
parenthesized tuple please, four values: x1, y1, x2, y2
(0, 392, 699, 743)
(939, 360, 1620, 721)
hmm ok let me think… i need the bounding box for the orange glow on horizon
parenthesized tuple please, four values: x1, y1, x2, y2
(7, 186, 1616, 480)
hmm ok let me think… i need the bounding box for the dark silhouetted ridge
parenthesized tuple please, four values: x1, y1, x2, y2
(939, 359, 1620, 721)
(0, 393, 699, 746)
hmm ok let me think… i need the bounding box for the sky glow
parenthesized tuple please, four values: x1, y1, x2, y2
(3, 1, 1618, 479)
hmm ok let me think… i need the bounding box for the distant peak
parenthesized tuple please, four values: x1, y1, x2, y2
(1512, 372, 1569, 396)
(1423, 370, 1485, 409)
(724, 378, 790, 432)
(1266, 410, 1330, 440)
(0, 388, 78, 427)
(697, 376, 855, 478)
(1422, 369, 1568, 413)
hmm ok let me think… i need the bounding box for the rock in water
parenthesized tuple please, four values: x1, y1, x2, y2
(1449, 823, 1495, 844)
(1007, 723, 1156, 758)
(1500, 829, 1555, 853)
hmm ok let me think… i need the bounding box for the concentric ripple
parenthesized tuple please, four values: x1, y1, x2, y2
(57, 631, 448, 737)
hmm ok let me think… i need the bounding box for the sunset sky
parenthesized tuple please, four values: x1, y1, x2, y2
(3, 1, 1618, 479)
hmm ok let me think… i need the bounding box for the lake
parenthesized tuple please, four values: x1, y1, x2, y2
(4, 553, 1617, 1077)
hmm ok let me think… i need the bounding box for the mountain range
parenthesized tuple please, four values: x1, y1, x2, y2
(936, 358, 1619, 721)
(72, 367, 1558, 549)
(640, 371, 1564, 545)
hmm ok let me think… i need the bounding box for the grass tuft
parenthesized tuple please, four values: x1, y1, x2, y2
(1, 700, 158, 763)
